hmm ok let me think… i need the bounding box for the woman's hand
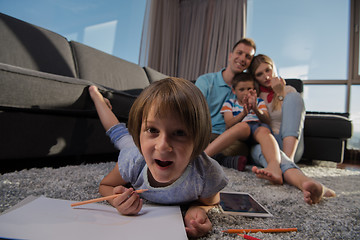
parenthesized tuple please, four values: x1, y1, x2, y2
(111, 186, 143, 215)
(184, 206, 212, 238)
(271, 77, 286, 96)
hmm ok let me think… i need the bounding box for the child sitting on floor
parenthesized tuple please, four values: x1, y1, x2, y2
(89, 77, 228, 238)
(205, 72, 282, 181)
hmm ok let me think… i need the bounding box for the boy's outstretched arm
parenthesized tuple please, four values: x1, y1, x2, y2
(89, 85, 119, 131)
(184, 193, 220, 238)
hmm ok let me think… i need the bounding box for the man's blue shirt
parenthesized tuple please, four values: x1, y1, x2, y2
(195, 69, 235, 134)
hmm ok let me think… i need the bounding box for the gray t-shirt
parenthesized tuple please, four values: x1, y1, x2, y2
(107, 123, 228, 204)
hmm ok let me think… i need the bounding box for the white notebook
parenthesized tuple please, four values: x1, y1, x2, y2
(0, 196, 187, 240)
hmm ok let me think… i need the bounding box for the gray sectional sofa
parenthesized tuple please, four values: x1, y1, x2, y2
(0, 12, 353, 169)
(0, 12, 166, 164)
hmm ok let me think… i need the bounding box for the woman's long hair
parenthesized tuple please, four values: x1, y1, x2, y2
(249, 54, 282, 111)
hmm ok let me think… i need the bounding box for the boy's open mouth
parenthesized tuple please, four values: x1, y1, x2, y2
(155, 159, 173, 168)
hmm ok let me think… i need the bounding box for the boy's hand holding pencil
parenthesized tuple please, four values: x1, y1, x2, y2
(111, 188, 147, 215)
(71, 188, 148, 216)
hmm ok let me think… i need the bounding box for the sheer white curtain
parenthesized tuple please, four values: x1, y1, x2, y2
(139, 0, 246, 80)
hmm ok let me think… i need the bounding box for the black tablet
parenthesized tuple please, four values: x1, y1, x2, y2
(219, 191, 273, 217)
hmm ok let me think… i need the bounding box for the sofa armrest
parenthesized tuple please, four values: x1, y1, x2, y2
(0, 63, 140, 120)
(304, 112, 352, 139)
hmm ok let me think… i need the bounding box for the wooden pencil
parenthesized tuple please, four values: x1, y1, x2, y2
(223, 228, 298, 234)
(70, 189, 148, 207)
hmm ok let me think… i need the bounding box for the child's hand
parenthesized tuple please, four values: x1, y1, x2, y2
(103, 97, 113, 110)
(242, 96, 250, 115)
(184, 206, 212, 238)
(111, 186, 143, 215)
(247, 89, 257, 110)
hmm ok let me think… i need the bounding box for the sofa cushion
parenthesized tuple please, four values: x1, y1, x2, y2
(0, 13, 77, 77)
(0, 63, 94, 113)
(70, 41, 150, 90)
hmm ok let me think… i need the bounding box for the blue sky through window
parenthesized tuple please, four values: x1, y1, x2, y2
(247, 0, 349, 81)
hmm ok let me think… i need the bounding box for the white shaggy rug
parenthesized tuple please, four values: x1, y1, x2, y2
(1, 161, 359, 239)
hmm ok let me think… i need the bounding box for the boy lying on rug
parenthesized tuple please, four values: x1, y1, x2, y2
(89, 78, 228, 238)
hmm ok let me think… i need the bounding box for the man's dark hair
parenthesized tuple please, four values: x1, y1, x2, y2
(232, 38, 256, 53)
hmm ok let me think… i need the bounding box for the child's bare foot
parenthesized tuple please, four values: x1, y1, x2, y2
(252, 165, 283, 185)
(302, 181, 336, 204)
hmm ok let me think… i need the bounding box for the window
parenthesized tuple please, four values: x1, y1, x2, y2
(247, 0, 349, 81)
(303, 85, 347, 112)
(350, 86, 360, 149)
(354, 0, 360, 80)
(349, 0, 360, 150)
(247, 0, 359, 150)
(0, 0, 147, 64)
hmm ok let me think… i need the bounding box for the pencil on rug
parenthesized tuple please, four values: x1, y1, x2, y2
(223, 228, 298, 234)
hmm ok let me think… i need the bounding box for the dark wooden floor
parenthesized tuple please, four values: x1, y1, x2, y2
(337, 162, 360, 171)
(338, 149, 360, 171)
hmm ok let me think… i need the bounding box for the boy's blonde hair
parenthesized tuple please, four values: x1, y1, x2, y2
(128, 77, 211, 160)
